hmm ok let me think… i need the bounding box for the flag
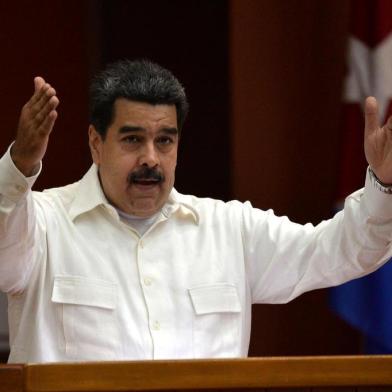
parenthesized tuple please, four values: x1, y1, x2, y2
(329, 0, 392, 354)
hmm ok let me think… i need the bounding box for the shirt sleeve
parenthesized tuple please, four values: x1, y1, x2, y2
(0, 144, 42, 293)
(243, 169, 392, 304)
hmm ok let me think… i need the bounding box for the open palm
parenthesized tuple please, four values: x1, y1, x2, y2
(364, 96, 392, 185)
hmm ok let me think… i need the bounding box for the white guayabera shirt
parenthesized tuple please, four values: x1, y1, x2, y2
(0, 146, 392, 363)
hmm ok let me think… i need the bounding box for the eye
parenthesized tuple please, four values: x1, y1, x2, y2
(122, 135, 141, 144)
(156, 136, 174, 145)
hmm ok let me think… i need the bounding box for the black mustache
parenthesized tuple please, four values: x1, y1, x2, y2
(128, 166, 164, 183)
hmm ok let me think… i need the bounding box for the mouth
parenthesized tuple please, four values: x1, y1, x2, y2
(128, 166, 165, 188)
(132, 179, 161, 186)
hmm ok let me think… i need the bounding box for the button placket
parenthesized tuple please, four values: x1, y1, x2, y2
(136, 238, 160, 345)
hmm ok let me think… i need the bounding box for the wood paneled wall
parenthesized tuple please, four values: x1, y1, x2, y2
(0, 1, 92, 189)
(229, 0, 361, 356)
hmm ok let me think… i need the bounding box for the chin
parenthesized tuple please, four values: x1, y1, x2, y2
(131, 202, 160, 217)
(134, 209, 159, 218)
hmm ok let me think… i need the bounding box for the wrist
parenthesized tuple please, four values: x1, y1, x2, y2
(368, 167, 392, 194)
(10, 145, 40, 177)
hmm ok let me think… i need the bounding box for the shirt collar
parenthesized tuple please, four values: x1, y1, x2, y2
(68, 164, 112, 221)
(162, 188, 199, 224)
(68, 164, 199, 225)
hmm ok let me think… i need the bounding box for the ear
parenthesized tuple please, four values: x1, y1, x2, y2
(88, 125, 104, 165)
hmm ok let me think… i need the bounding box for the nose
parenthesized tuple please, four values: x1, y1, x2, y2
(138, 142, 159, 168)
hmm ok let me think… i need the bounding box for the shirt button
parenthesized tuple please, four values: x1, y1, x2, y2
(139, 240, 144, 249)
(143, 277, 152, 286)
(152, 321, 160, 330)
(16, 185, 24, 192)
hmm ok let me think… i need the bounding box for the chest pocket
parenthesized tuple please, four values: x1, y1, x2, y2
(189, 283, 241, 358)
(51, 275, 119, 360)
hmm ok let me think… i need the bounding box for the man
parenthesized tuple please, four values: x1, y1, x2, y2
(1, 60, 392, 363)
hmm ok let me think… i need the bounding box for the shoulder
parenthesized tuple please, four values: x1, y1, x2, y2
(172, 188, 255, 221)
(32, 180, 81, 211)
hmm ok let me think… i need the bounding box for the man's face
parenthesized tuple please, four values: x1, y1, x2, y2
(89, 99, 179, 217)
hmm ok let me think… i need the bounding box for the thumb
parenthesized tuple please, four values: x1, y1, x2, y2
(364, 96, 380, 138)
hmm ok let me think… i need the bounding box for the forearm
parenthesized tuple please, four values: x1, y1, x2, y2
(0, 145, 41, 293)
(245, 168, 392, 304)
(342, 167, 392, 265)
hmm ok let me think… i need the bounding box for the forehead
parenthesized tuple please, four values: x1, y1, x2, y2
(111, 99, 177, 127)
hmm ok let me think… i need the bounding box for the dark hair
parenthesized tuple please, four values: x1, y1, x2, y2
(89, 59, 189, 138)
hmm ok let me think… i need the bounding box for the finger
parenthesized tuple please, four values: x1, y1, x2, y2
(33, 96, 60, 128)
(34, 76, 45, 93)
(384, 115, 392, 132)
(28, 78, 49, 107)
(30, 85, 57, 115)
(38, 109, 58, 136)
(364, 96, 380, 138)
(27, 78, 56, 109)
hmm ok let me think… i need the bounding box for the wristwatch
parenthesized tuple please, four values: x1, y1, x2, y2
(368, 167, 392, 194)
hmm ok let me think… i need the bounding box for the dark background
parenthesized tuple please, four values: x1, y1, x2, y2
(0, 0, 362, 360)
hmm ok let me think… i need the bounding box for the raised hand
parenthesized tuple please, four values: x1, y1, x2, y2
(11, 77, 59, 176)
(364, 96, 392, 185)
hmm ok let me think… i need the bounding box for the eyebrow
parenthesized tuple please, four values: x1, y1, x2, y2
(118, 126, 144, 134)
(118, 125, 179, 135)
(161, 127, 179, 135)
